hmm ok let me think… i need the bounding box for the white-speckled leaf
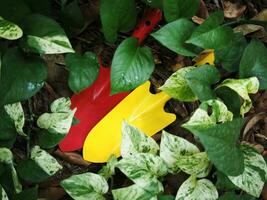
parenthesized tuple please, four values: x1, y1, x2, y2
(60, 172, 108, 200)
(112, 184, 158, 200)
(160, 131, 200, 173)
(160, 67, 197, 102)
(98, 155, 118, 180)
(4, 102, 25, 136)
(228, 144, 267, 197)
(0, 185, 9, 200)
(31, 146, 62, 176)
(116, 153, 168, 187)
(0, 17, 22, 40)
(182, 99, 233, 131)
(175, 175, 218, 200)
(177, 152, 212, 178)
(121, 122, 159, 158)
(50, 97, 72, 113)
(216, 77, 259, 116)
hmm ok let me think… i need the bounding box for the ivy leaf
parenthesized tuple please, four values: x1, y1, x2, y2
(37, 98, 76, 148)
(216, 77, 259, 116)
(228, 144, 267, 198)
(65, 52, 100, 93)
(111, 38, 154, 94)
(183, 118, 244, 176)
(0, 108, 17, 141)
(21, 14, 74, 54)
(177, 152, 212, 178)
(163, 0, 200, 22)
(60, 173, 108, 200)
(0, 17, 23, 40)
(160, 131, 199, 173)
(159, 67, 197, 102)
(185, 65, 220, 102)
(4, 102, 25, 136)
(116, 153, 168, 187)
(142, 0, 163, 9)
(0, 184, 8, 200)
(100, 0, 137, 43)
(121, 121, 159, 158)
(98, 155, 118, 180)
(239, 39, 267, 89)
(186, 11, 234, 49)
(215, 32, 247, 72)
(152, 19, 196, 56)
(0, 48, 47, 106)
(175, 175, 218, 200)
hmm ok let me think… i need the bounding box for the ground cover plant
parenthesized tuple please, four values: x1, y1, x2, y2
(0, 0, 267, 199)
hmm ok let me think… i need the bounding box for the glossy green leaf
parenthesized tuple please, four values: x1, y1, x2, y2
(98, 155, 118, 180)
(142, 0, 163, 9)
(121, 121, 159, 158)
(158, 195, 175, 200)
(24, 0, 52, 16)
(218, 192, 255, 200)
(160, 67, 197, 102)
(61, 173, 108, 200)
(100, 0, 137, 43)
(175, 175, 218, 200)
(111, 38, 154, 94)
(4, 102, 25, 136)
(186, 11, 234, 49)
(215, 171, 237, 190)
(239, 39, 267, 89)
(21, 14, 74, 54)
(152, 19, 196, 56)
(14, 186, 38, 200)
(0, 17, 22, 40)
(0, 109, 17, 141)
(160, 131, 199, 173)
(215, 32, 247, 72)
(0, 48, 47, 106)
(216, 77, 259, 116)
(185, 65, 220, 102)
(0, 184, 9, 200)
(183, 118, 244, 176)
(228, 145, 267, 197)
(65, 52, 99, 93)
(163, 0, 200, 22)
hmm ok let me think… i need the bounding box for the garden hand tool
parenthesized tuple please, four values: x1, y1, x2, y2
(59, 8, 163, 152)
(83, 81, 176, 163)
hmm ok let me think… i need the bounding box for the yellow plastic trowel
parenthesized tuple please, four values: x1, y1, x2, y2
(83, 81, 176, 163)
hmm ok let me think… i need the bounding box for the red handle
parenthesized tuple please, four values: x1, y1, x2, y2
(132, 8, 162, 44)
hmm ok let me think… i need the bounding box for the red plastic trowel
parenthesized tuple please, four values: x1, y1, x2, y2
(59, 8, 163, 152)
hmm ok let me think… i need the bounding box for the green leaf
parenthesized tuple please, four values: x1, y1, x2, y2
(111, 38, 154, 94)
(0, 184, 9, 200)
(160, 131, 199, 173)
(21, 14, 74, 54)
(0, 108, 17, 141)
(215, 77, 259, 116)
(14, 186, 38, 200)
(163, 0, 200, 22)
(100, 0, 137, 43)
(4, 102, 25, 136)
(228, 144, 267, 197)
(152, 19, 196, 56)
(60, 172, 108, 200)
(185, 65, 220, 102)
(215, 32, 247, 72)
(142, 0, 163, 9)
(65, 52, 100, 93)
(175, 175, 218, 200)
(216, 171, 237, 190)
(218, 192, 255, 200)
(98, 155, 118, 180)
(121, 121, 159, 158)
(24, 0, 52, 16)
(239, 39, 267, 89)
(112, 183, 159, 200)
(177, 152, 212, 178)
(0, 48, 47, 106)
(183, 118, 244, 176)
(116, 153, 168, 187)
(158, 195, 175, 200)
(159, 67, 197, 102)
(186, 11, 234, 49)
(0, 17, 23, 40)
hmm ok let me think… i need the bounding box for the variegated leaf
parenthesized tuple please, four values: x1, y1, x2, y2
(31, 146, 62, 176)
(228, 144, 267, 197)
(0, 17, 22, 40)
(160, 131, 199, 173)
(0, 185, 9, 200)
(98, 155, 118, 180)
(50, 97, 72, 113)
(4, 102, 25, 136)
(216, 77, 259, 116)
(175, 175, 218, 200)
(177, 152, 212, 178)
(121, 121, 159, 158)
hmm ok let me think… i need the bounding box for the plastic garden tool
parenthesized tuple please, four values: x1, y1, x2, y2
(83, 81, 176, 163)
(59, 8, 163, 152)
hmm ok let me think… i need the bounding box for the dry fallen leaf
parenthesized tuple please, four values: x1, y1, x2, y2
(192, 16, 205, 25)
(221, 0, 247, 19)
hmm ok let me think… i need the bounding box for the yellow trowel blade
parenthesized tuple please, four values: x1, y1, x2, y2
(83, 81, 176, 163)
(194, 49, 215, 66)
